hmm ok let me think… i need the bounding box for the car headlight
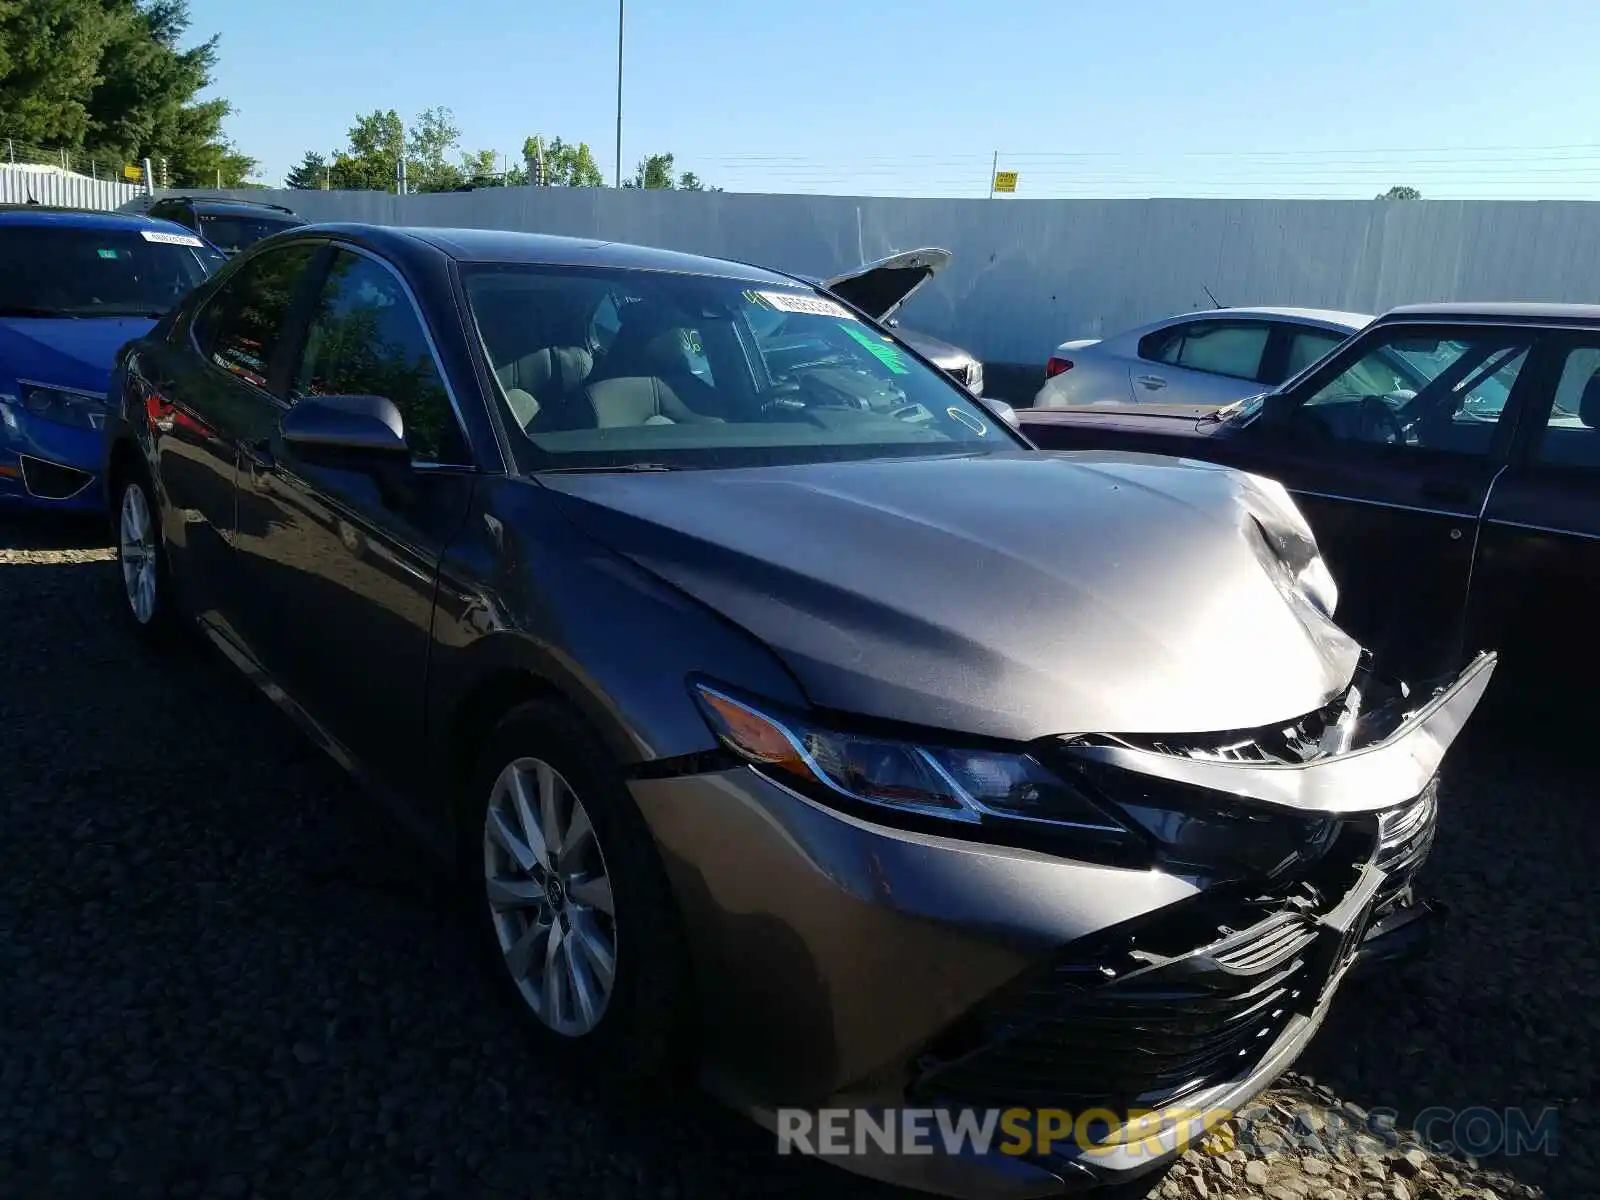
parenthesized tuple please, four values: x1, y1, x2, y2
(15, 385, 109, 431)
(692, 682, 1138, 847)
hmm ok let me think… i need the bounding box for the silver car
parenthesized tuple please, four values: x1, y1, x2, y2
(1035, 306, 1372, 409)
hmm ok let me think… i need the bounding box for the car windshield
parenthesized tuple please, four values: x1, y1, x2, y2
(196, 211, 301, 254)
(0, 225, 225, 318)
(463, 263, 1020, 469)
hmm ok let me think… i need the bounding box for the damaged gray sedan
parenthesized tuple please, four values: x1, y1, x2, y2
(105, 227, 1492, 1200)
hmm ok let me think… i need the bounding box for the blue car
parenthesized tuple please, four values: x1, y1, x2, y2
(0, 205, 226, 512)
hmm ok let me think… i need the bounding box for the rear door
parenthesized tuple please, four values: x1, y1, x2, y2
(147, 240, 324, 631)
(1468, 331, 1600, 709)
(1239, 321, 1537, 679)
(1130, 318, 1275, 406)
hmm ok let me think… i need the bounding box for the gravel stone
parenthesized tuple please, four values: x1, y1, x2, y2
(1, 514, 1592, 1200)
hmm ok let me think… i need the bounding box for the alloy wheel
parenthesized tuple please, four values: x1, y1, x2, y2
(119, 483, 157, 625)
(483, 756, 618, 1037)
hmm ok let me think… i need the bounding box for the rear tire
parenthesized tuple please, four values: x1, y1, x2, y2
(111, 462, 181, 647)
(459, 698, 694, 1083)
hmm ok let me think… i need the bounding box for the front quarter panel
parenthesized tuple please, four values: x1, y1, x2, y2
(425, 475, 811, 776)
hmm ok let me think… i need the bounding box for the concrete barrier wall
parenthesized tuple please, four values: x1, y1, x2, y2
(150, 188, 1600, 372)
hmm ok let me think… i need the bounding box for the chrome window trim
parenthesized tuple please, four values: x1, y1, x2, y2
(321, 240, 486, 472)
(1484, 517, 1600, 542)
(1290, 487, 1475, 522)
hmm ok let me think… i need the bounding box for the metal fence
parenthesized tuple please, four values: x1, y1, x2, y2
(1, 165, 144, 210)
(145, 186, 1600, 370)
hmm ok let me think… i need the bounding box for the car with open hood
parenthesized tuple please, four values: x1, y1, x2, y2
(814, 247, 986, 397)
(102, 224, 1492, 1198)
(0, 205, 226, 511)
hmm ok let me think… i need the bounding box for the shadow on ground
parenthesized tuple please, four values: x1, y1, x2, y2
(0, 513, 1589, 1200)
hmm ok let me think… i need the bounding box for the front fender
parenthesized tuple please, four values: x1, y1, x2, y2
(424, 476, 811, 782)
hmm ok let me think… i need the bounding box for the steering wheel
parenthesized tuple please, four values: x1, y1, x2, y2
(1356, 394, 1407, 445)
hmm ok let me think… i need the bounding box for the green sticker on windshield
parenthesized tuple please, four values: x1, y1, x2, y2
(97, 249, 118, 259)
(839, 322, 908, 374)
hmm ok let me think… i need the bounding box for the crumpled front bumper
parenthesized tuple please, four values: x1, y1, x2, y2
(631, 653, 1490, 1198)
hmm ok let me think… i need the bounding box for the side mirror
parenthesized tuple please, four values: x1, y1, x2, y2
(281, 394, 409, 461)
(983, 398, 1020, 428)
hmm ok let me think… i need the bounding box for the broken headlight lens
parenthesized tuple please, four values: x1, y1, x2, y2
(691, 682, 1131, 836)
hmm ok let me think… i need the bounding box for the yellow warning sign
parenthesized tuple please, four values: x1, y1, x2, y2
(992, 171, 1018, 193)
(123, 164, 144, 182)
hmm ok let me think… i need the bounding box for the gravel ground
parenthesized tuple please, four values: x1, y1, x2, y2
(1, 512, 1593, 1200)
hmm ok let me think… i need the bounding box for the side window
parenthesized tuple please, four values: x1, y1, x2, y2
(1143, 321, 1270, 381)
(1284, 328, 1347, 380)
(1289, 326, 1531, 455)
(198, 243, 319, 390)
(293, 249, 469, 465)
(1534, 344, 1600, 470)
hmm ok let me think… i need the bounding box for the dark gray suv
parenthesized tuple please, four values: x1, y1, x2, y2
(102, 223, 1493, 1198)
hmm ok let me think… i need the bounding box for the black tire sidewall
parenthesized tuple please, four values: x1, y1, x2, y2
(459, 699, 693, 1083)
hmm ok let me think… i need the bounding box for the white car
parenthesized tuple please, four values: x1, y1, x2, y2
(1035, 306, 1373, 409)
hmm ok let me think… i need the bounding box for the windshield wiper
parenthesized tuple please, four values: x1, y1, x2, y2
(536, 462, 679, 475)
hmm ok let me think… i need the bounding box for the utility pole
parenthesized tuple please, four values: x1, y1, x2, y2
(615, 0, 625, 188)
(988, 150, 997, 199)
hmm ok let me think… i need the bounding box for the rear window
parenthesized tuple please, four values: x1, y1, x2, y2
(0, 225, 226, 318)
(196, 211, 303, 255)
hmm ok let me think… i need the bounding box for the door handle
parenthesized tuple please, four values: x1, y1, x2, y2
(1135, 375, 1167, 390)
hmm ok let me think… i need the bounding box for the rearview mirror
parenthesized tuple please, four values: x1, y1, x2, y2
(281, 394, 409, 460)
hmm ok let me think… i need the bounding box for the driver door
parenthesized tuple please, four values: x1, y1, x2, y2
(1238, 321, 1536, 679)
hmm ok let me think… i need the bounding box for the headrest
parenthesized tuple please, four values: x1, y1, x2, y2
(1580, 368, 1600, 429)
(521, 346, 594, 396)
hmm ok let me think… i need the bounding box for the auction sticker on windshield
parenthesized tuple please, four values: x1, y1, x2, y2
(746, 289, 855, 319)
(140, 230, 206, 247)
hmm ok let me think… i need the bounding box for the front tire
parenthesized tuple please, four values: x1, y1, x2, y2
(462, 699, 694, 1083)
(112, 465, 180, 646)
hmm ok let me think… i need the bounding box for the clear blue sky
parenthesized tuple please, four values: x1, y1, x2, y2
(190, 0, 1600, 199)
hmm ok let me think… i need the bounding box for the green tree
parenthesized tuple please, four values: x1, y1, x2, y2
(328, 109, 403, 191)
(619, 152, 716, 191)
(285, 150, 329, 189)
(459, 148, 503, 187)
(521, 135, 605, 187)
(1377, 185, 1422, 200)
(0, 0, 257, 185)
(626, 151, 677, 189)
(406, 105, 462, 192)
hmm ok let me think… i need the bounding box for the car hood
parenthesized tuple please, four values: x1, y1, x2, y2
(895, 326, 973, 368)
(540, 450, 1361, 742)
(0, 317, 154, 391)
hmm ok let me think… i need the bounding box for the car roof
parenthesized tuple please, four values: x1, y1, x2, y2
(0, 204, 197, 233)
(180, 197, 300, 217)
(1158, 305, 1374, 329)
(302, 224, 804, 287)
(1377, 301, 1600, 325)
